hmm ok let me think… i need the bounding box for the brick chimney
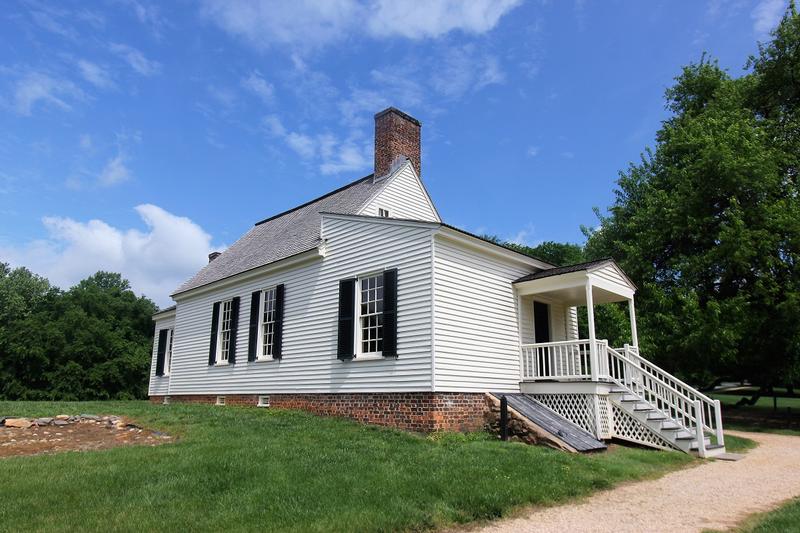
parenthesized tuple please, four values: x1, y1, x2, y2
(374, 107, 421, 179)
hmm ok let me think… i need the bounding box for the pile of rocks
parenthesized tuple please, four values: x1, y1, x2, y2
(0, 414, 139, 430)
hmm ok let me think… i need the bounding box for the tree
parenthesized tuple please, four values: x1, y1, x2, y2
(585, 5, 800, 389)
(0, 265, 158, 400)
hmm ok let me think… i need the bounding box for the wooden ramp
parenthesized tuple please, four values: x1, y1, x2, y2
(495, 393, 607, 452)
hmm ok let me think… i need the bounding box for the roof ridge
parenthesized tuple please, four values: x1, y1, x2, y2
(254, 173, 374, 226)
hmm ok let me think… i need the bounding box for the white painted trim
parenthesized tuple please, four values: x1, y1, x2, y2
(152, 308, 176, 320)
(321, 212, 440, 230)
(435, 228, 552, 270)
(586, 274, 635, 300)
(429, 234, 437, 392)
(355, 271, 385, 358)
(173, 247, 324, 302)
(514, 271, 588, 296)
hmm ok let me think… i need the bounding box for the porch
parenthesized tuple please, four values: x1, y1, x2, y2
(512, 259, 725, 457)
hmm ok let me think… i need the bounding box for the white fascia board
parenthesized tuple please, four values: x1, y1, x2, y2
(152, 308, 177, 321)
(435, 227, 553, 270)
(172, 246, 325, 302)
(320, 212, 441, 230)
(587, 274, 635, 299)
(514, 271, 588, 296)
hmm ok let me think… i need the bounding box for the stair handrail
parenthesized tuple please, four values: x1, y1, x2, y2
(607, 346, 724, 447)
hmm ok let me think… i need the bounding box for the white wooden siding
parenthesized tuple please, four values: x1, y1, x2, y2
(433, 235, 534, 393)
(359, 164, 440, 222)
(165, 216, 435, 395)
(590, 263, 629, 289)
(566, 306, 579, 340)
(148, 315, 174, 396)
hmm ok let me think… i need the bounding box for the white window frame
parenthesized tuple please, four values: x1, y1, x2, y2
(257, 286, 278, 361)
(355, 271, 385, 359)
(164, 327, 174, 376)
(216, 299, 233, 365)
(378, 208, 390, 218)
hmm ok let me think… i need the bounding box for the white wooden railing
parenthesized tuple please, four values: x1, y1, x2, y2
(519, 339, 724, 452)
(607, 345, 724, 450)
(520, 339, 607, 381)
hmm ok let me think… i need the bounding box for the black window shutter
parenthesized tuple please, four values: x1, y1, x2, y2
(155, 328, 168, 376)
(273, 284, 285, 359)
(208, 302, 220, 365)
(382, 269, 398, 357)
(229, 297, 240, 364)
(337, 278, 356, 360)
(247, 291, 261, 362)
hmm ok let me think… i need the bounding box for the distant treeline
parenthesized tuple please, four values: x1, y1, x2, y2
(0, 263, 157, 400)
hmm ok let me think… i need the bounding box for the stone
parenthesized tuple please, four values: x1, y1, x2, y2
(34, 417, 53, 426)
(53, 420, 69, 427)
(55, 415, 70, 421)
(4, 418, 32, 429)
(81, 414, 100, 421)
(0, 416, 7, 426)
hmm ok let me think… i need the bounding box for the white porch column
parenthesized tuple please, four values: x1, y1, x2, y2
(586, 279, 598, 381)
(628, 298, 639, 348)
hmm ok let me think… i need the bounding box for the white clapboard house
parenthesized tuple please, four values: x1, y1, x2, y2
(150, 107, 725, 456)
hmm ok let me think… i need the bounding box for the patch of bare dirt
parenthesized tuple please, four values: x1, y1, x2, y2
(0, 415, 172, 458)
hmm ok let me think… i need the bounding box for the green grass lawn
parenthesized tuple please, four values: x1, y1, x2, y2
(722, 497, 800, 533)
(0, 401, 698, 533)
(712, 392, 800, 436)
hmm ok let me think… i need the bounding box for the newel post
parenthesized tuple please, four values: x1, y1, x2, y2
(586, 279, 598, 381)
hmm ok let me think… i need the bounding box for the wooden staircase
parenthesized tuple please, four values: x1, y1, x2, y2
(605, 346, 726, 457)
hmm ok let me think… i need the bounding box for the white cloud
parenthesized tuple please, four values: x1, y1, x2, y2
(77, 60, 115, 89)
(29, 7, 78, 40)
(241, 70, 275, 104)
(109, 43, 161, 76)
(507, 223, 536, 246)
(79, 134, 93, 150)
(0, 205, 217, 306)
(262, 114, 370, 175)
(10, 72, 84, 116)
(98, 154, 131, 186)
(367, 0, 521, 39)
(199, 0, 520, 50)
(752, 0, 786, 37)
(526, 146, 540, 157)
(430, 45, 505, 98)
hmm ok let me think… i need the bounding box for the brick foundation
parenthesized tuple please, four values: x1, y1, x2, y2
(150, 392, 489, 433)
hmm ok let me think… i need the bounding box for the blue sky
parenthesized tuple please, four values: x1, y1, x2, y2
(0, 0, 788, 305)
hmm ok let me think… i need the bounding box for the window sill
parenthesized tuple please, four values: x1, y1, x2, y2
(254, 357, 279, 363)
(353, 353, 385, 361)
(214, 362, 230, 367)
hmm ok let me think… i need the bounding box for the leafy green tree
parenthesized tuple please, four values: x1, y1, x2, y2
(586, 5, 800, 389)
(0, 265, 157, 400)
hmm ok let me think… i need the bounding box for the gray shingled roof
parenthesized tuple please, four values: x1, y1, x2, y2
(512, 258, 615, 284)
(173, 174, 390, 295)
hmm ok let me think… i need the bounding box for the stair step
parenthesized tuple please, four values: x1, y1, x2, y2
(691, 443, 724, 451)
(634, 407, 653, 412)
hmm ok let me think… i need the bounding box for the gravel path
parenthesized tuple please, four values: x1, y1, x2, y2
(473, 431, 800, 533)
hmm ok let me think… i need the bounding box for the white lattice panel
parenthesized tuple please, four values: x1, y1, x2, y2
(612, 405, 676, 450)
(529, 394, 598, 437)
(597, 395, 612, 439)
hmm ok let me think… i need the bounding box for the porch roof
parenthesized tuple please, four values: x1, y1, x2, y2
(513, 258, 636, 305)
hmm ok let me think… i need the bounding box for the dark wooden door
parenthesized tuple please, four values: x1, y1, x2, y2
(534, 301, 551, 343)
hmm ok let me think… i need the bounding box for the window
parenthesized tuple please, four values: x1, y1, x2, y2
(378, 208, 390, 218)
(164, 328, 174, 375)
(257, 395, 270, 407)
(260, 287, 277, 359)
(357, 273, 384, 355)
(216, 396, 226, 406)
(217, 299, 233, 363)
